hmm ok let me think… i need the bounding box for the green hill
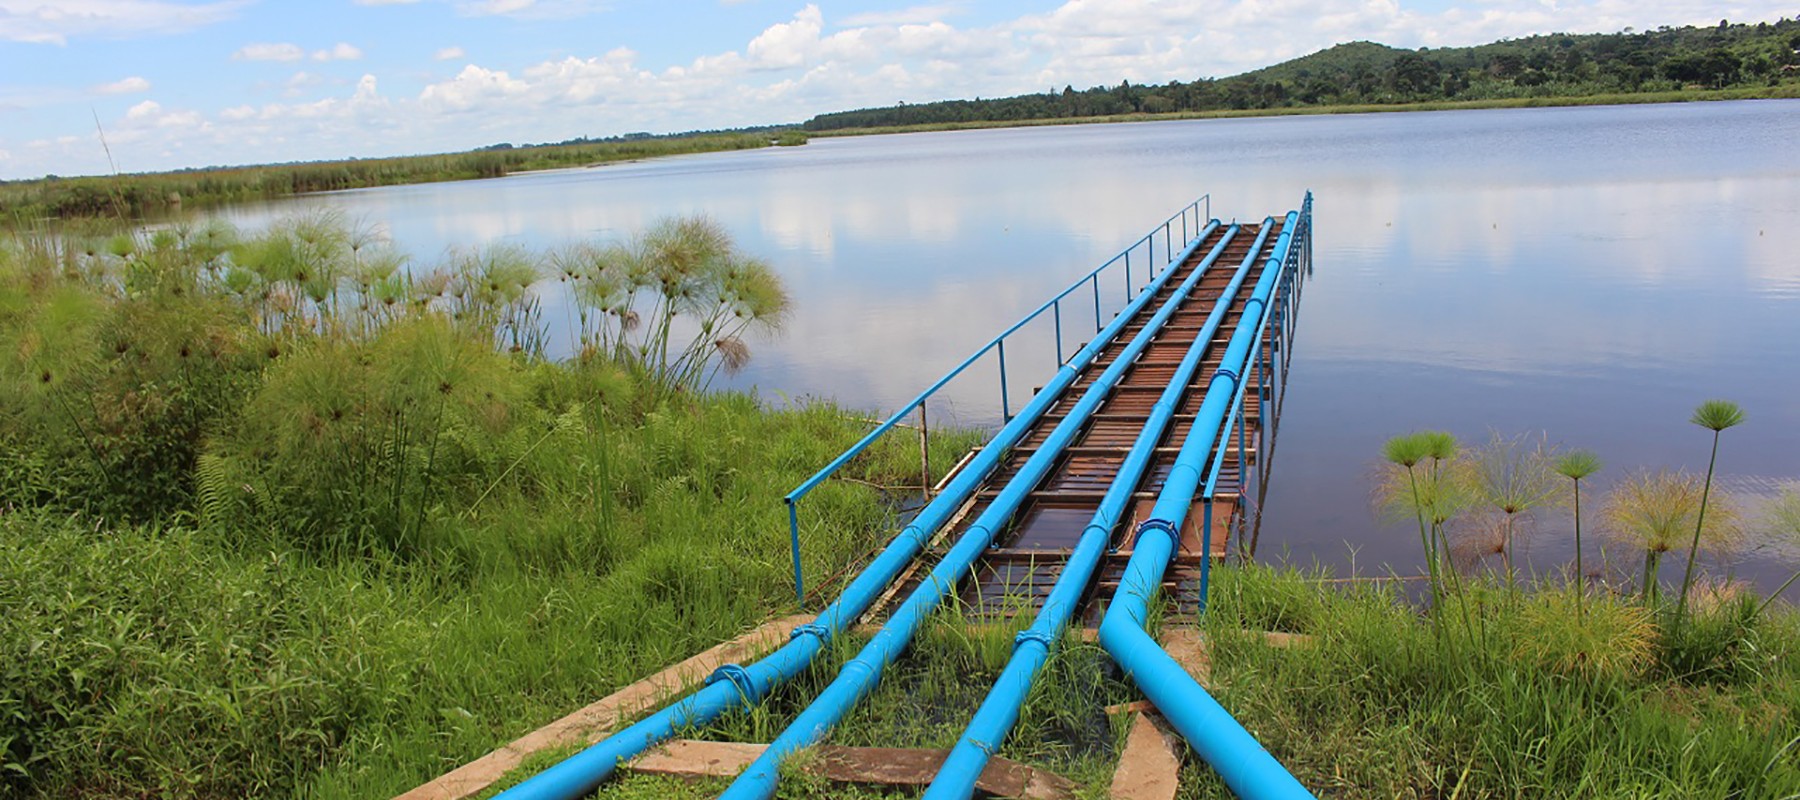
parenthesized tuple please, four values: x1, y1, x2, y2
(802, 18, 1800, 131)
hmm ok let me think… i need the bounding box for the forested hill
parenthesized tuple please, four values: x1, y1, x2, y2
(801, 18, 1800, 131)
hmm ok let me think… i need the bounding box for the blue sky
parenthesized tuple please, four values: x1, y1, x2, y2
(1, 0, 1790, 179)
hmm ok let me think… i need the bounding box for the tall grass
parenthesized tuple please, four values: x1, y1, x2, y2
(586, 564, 1800, 799)
(0, 215, 979, 798)
(1189, 565, 1800, 799)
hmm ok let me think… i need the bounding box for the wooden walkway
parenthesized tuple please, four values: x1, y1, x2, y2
(876, 219, 1294, 624)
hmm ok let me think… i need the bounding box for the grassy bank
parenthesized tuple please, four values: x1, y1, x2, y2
(0, 132, 802, 223)
(0, 216, 975, 797)
(807, 84, 1800, 139)
(569, 564, 1800, 799)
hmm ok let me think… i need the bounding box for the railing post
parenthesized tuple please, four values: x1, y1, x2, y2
(1091, 273, 1101, 333)
(1257, 339, 1269, 488)
(1124, 250, 1132, 298)
(1053, 299, 1064, 366)
(997, 339, 1011, 422)
(788, 498, 805, 607)
(1199, 496, 1213, 614)
(918, 403, 932, 498)
(1236, 402, 1248, 539)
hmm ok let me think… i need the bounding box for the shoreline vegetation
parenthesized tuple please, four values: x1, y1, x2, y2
(801, 20, 1800, 133)
(0, 132, 805, 224)
(0, 213, 978, 797)
(802, 83, 1800, 138)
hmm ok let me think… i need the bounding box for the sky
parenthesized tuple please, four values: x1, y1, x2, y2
(0, 0, 1792, 179)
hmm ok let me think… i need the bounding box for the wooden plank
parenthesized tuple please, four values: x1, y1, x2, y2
(631, 739, 761, 779)
(1162, 628, 1212, 686)
(629, 740, 1077, 799)
(1109, 714, 1181, 800)
(394, 614, 814, 800)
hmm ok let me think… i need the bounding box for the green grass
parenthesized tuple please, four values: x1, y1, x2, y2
(1181, 565, 1800, 799)
(560, 564, 1800, 800)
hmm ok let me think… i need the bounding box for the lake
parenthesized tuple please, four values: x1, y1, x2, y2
(219, 99, 1800, 592)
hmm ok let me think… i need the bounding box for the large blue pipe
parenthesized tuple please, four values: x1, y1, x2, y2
(1097, 209, 1315, 800)
(919, 220, 1276, 800)
(716, 226, 1247, 800)
(492, 221, 1224, 800)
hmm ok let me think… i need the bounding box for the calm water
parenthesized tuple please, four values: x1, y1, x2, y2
(220, 100, 1800, 590)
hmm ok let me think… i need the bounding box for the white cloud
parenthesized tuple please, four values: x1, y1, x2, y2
(419, 64, 530, 111)
(94, 76, 152, 94)
(234, 42, 306, 62)
(839, 3, 966, 27)
(746, 5, 825, 69)
(436, 45, 466, 60)
(124, 100, 162, 120)
(0, 0, 246, 45)
(313, 42, 364, 61)
(283, 71, 323, 97)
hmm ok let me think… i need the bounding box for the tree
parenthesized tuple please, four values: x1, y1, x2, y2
(1389, 53, 1440, 95)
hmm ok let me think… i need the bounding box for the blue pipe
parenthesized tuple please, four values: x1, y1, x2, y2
(717, 226, 1246, 800)
(492, 221, 1224, 800)
(1097, 209, 1315, 800)
(921, 220, 1277, 800)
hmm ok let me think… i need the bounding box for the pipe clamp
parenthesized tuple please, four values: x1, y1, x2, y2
(706, 664, 759, 705)
(1134, 518, 1178, 549)
(1013, 629, 1056, 651)
(790, 622, 829, 642)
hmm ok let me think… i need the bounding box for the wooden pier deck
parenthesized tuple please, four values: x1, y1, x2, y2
(874, 218, 1298, 624)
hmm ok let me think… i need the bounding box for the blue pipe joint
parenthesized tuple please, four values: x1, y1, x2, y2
(705, 664, 765, 708)
(789, 622, 830, 643)
(1013, 628, 1056, 653)
(1133, 518, 1179, 550)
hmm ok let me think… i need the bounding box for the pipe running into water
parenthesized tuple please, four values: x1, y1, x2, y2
(919, 219, 1277, 800)
(716, 225, 1246, 800)
(492, 221, 1225, 800)
(1097, 207, 1315, 800)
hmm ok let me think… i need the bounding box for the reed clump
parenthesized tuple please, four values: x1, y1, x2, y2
(0, 214, 976, 799)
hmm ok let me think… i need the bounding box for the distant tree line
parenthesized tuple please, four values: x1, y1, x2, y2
(1, 133, 786, 222)
(803, 18, 1800, 131)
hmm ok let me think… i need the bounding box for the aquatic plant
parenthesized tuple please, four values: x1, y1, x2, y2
(1465, 431, 1566, 589)
(1377, 430, 1478, 640)
(1380, 432, 1437, 601)
(562, 215, 789, 394)
(1676, 399, 1745, 623)
(1555, 449, 1603, 618)
(1755, 487, 1800, 618)
(1602, 469, 1739, 605)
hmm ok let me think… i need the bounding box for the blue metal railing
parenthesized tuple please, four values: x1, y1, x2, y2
(1198, 191, 1312, 609)
(783, 194, 1212, 605)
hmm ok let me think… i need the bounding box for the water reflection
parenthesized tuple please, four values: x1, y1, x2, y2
(218, 99, 1800, 589)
